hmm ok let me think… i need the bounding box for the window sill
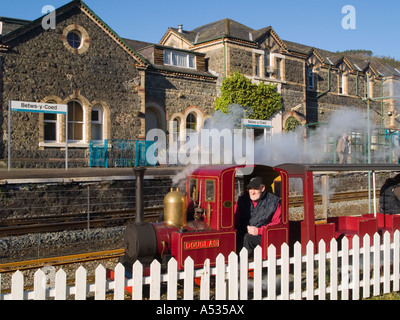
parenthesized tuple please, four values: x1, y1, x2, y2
(39, 142, 89, 148)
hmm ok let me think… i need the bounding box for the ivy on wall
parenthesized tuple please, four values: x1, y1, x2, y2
(214, 71, 282, 120)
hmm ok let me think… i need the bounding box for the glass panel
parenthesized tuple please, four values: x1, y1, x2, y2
(91, 124, 102, 141)
(44, 114, 57, 121)
(164, 50, 171, 65)
(44, 122, 56, 141)
(74, 104, 83, 122)
(68, 104, 74, 121)
(205, 179, 215, 202)
(92, 110, 99, 122)
(68, 123, 73, 140)
(186, 113, 197, 131)
(189, 55, 195, 68)
(172, 51, 188, 68)
(74, 123, 83, 141)
(67, 32, 82, 49)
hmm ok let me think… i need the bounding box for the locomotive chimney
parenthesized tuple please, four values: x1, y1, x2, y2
(134, 166, 146, 225)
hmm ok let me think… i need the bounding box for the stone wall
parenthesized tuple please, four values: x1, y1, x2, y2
(0, 7, 143, 168)
(145, 71, 217, 122)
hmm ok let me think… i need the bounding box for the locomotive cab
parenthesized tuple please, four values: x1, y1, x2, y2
(180, 164, 289, 265)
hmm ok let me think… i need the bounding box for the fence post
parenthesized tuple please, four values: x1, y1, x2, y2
(280, 243, 290, 300)
(34, 270, 46, 300)
(253, 246, 262, 300)
(267, 244, 276, 300)
(95, 265, 106, 300)
(150, 260, 161, 300)
(167, 258, 178, 300)
(330, 238, 338, 300)
(306, 241, 314, 300)
(341, 236, 349, 300)
(55, 269, 67, 300)
(362, 234, 371, 298)
(373, 233, 381, 296)
(75, 266, 87, 300)
(200, 259, 210, 300)
(215, 253, 226, 300)
(383, 232, 391, 294)
(318, 240, 326, 300)
(228, 251, 238, 300)
(293, 242, 302, 300)
(132, 260, 143, 300)
(183, 257, 194, 300)
(11, 271, 24, 300)
(114, 263, 125, 300)
(239, 248, 248, 300)
(352, 235, 360, 300)
(394, 231, 400, 292)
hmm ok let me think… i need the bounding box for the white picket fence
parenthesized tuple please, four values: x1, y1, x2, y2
(1, 231, 400, 300)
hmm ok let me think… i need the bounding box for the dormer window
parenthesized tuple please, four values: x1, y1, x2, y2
(164, 49, 196, 69)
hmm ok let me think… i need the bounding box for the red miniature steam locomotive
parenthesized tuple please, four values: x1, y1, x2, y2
(120, 163, 400, 271)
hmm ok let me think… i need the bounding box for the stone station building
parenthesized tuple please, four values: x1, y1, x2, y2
(0, 0, 399, 168)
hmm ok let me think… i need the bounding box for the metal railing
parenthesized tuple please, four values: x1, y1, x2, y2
(89, 140, 156, 168)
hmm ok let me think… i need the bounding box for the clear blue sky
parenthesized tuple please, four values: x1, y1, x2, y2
(1, 0, 399, 59)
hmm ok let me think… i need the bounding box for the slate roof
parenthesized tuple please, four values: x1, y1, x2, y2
(167, 18, 399, 77)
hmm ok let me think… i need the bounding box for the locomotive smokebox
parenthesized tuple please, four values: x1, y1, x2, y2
(164, 188, 187, 228)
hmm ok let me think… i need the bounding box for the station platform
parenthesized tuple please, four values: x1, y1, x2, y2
(0, 167, 182, 184)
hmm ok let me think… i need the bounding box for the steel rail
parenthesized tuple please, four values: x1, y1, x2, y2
(0, 248, 125, 273)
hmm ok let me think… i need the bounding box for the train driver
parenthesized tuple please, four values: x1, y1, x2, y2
(380, 174, 400, 215)
(235, 176, 282, 255)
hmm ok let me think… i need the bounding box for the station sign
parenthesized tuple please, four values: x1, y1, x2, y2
(242, 118, 271, 128)
(10, 101, 67, 114)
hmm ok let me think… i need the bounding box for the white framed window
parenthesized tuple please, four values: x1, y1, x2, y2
(164, 50, 196, 69)
(68, 101, 84, 142)
(91, 105, 103, 141)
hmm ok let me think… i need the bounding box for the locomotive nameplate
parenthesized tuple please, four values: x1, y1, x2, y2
(184, 239, 220, 250)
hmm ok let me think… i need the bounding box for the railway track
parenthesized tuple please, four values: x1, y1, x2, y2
(0, 190, 376, 237)
(0, 249, 124, 274)
(0, 207, 163, 237)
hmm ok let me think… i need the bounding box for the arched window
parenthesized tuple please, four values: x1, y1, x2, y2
(91, 105, 103, 141)
(68, 101, 84, 142)
(186, 112, 197, 132)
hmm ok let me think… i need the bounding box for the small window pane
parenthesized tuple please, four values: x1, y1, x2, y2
(189, 55, 195, 68)
(67, 32, 82, 49)
(92, 110, 99, 122)
(92, 124, 102, 140)
(44, 122, 56, 141)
